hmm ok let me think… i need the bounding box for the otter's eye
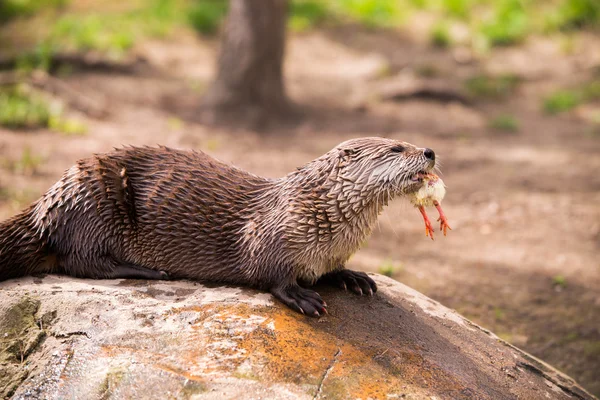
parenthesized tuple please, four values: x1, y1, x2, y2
(390, 145, 405, 153)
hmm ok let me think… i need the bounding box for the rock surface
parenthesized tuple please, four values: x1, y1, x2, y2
(0, 274, 595, 400)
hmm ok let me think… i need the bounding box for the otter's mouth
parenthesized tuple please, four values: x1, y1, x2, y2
(410, 170, 430, 183)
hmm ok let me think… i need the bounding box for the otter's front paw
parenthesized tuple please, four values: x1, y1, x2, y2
(320, 269, 377, 296)
(271, 284, 327, 317)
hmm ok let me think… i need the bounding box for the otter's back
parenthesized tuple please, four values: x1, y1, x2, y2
(107, 147, 273, 279)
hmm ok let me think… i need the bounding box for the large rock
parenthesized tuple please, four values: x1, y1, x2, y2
(0, 275, 594, 400)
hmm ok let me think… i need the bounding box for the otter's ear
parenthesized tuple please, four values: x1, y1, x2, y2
(338, 148, 355, 158)
(338, 148, 355, 167)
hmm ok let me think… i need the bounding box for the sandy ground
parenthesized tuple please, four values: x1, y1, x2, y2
(0, 28, 599, 395)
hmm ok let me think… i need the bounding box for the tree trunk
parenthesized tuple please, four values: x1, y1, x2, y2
(202, 0, 293, 127)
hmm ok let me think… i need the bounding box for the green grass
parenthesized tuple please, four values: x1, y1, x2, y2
(0, 187, 39, 210)
(543, 79, 600, 115)
(543, 90, 581, 114)
(0, 86, 52, 129)
(552, 275, 567, 287)
(50, 0, 182, 54)
(478, 0, 528, 46)
(290, 0, 331, 31)
(2, 0, 600, 69)
(334, 0, 404, 27)
(489, 114, 519, 132)
(0, 0, 67, 22)
(0, 85, 87, 134)
(49, 115, 87, 136)
(430, 22, 451, 47)
(12, 147, 44, 175)
(544, 0, 600, 31)
(465, 74, 521, 98)
(378, 258, 403, 277)
(11, 0, 185, 70)
(187, 0, 228, 34)
(583, 341, 600, 356)
(493, 307, 505, 321)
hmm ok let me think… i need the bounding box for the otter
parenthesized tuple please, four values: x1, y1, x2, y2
(0, 137, 437, 317)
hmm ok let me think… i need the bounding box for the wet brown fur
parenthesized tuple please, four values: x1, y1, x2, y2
(0, 137, 435, 314)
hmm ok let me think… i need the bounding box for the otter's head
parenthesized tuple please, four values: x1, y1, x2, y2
(333, 137, 436, 200)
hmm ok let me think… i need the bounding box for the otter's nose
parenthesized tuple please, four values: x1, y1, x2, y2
(423, 148, 435, 161)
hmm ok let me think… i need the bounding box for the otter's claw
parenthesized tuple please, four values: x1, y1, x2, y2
(319, 269, 377, 296)
(271, 284, 327, 317)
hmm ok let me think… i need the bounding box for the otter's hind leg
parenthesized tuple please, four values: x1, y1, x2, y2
(59, 253, 168, 280)
(105, 262, 169, 280)
(270, 283, 327, 317)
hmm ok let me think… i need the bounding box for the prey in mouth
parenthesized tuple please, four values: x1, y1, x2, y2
(409, 170, 452, 240)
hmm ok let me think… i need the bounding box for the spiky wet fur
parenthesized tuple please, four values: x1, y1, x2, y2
(0, 137, 433, 292)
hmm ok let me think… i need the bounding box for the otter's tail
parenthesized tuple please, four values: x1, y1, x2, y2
(0, 208, 46, 281)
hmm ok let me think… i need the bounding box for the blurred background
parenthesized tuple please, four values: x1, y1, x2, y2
(0, 0, 599, 395)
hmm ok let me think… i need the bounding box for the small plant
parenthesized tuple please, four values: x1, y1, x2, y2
(187, 0, 228, 35)
(465, 74, 520, 98)
(543, 90, 581, 114)
(378, 258, 403, 277)
(489, 114, 519, 132)
(583, 341, 600, 356)
(0, 0, 68, 22)
(552, 275, 567, 287)
(544, 0, 600, 31)
(415, 64, 439, 78)
(493, 307, 505, 321)
(167, 117, 184, 130)
(479, 0, 528, 46)
(49, 115, 87, 136)
(430, 22, 451, 48)
(290, 0, 331, 32)
(335, 0, 403, 28)
(13, 147, 44, 176)
(0, 86, 52, 129)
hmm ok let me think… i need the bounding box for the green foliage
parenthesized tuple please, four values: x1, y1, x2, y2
(2, 0, 599, 62)
(10, 0, 184, 69)
(465, 74, 521, 98)
(489, 114, 519, 132)
(49, 115, 87, 136)
(582, 80, 600, 101)
(0, 0, 67, 22)
(51, 15, 135, 54)
(378, 258, 403, 277)
(545, 0, 600, 31)
(187, 0, 228, 34)
(0, 86, 52, 129)
(430, 22, 451, 47)
(0, 85, 86, 135)
(15, 43, 57, 73)
(440, 0, 473, 19)
(479, 0, 528, 46)
(334, 0, 403, 27)
(552, 275, 567, 287)
(12, 147, 44, 175)
(583, 341, 600, 356)
(415, 64, 440, 77)
(543, 90, 581, 114)
(543, 79, 600, 115)
(290, 0, 330, 31)
(50, 0, 181, 53)
(493, 307, 505, 321)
